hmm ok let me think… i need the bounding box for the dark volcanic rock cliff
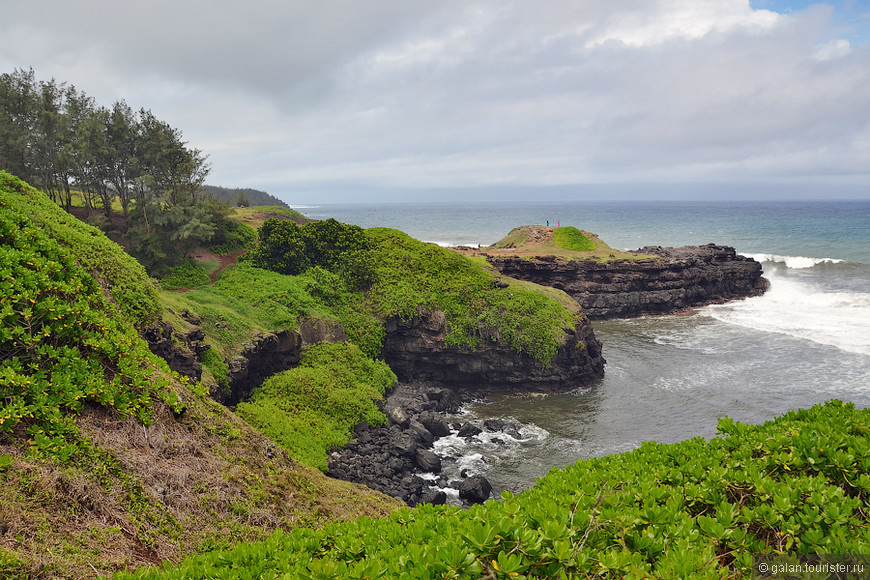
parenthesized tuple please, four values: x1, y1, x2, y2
(380, 308, 605, 393)
(488, 244, 768, 320)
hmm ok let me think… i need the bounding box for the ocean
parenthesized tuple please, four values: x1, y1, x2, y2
(303, 200, 870, 500)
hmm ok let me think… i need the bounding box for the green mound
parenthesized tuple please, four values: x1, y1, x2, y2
(236, 342, 395, 471)
(553, 226, 596, 251)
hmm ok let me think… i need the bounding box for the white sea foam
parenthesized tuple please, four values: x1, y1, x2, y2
(425, 240, 485, 248)
(742, 253, 844, 269)
(705, 273, 870, 357)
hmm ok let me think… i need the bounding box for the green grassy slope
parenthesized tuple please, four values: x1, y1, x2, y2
(0, 172, 401, 578)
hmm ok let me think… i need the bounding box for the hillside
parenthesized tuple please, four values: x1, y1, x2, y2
(0, 172, 401, 579)
(201, 185, 290, 209)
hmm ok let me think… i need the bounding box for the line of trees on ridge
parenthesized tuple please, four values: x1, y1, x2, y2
(0, 68, 244, 273)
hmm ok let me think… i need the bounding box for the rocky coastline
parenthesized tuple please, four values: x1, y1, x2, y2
(326, 382, 500, 506)
(144, 238, 767, 509)
(487, 243, 769, 320)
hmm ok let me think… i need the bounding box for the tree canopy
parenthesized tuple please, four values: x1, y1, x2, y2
(0, 69, 244, 273)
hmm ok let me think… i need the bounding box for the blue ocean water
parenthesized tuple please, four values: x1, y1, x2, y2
(304, 200, 870, 499)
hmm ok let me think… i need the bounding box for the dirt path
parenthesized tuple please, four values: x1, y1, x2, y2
(208, 249, 247, 283)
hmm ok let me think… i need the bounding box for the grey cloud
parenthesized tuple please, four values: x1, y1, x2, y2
(2, 0, 868, 199)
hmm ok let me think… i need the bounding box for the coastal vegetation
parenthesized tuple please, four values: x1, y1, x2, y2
(118, 400, 870, 579)
(2, 68, 868, 579)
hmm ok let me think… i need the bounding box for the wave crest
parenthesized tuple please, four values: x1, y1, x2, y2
(742, 253, 844, 269)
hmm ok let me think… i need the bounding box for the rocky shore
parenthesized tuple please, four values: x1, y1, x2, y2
(488, 244, 768, 320)
(327, 382, 502, 506)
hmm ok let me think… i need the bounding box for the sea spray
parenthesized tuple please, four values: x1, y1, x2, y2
(705, 269, 870, 357)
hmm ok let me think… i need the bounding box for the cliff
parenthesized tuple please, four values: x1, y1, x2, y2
(380, 308, 604, 393)
(488, 243, 768, 320)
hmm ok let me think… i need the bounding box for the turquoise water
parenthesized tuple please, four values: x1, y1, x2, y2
(305, 200, 870, 499)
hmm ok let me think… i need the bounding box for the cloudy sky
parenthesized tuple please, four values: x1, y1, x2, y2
(3, 0, 869, 203)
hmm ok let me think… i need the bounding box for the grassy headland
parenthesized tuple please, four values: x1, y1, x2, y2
(481, 224, 652, 261)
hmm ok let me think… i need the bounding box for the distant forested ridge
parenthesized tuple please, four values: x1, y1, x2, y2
(202, 185, 289, 208)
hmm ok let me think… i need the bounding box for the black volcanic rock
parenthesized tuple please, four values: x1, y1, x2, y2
(488, 244, 768, 320)
(379, 308, 605, 395)
(458, 475, 492, 504)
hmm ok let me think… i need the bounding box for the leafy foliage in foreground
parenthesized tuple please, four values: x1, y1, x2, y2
(120, 401, 870, 579)
(0, 172, 182, 455)
(553, 226, 597, 252)
(236, 342, 395, 471)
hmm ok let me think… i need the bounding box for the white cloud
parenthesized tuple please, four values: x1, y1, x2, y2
(813, 38, 853, 60)
(1, 0, 868, 200)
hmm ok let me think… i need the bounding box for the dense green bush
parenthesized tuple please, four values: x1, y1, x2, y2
(0, 173, 182, 458)
(210, 221, 256, 255)
(235, 342, 395, 471)
(245, 218, 375, 290)
(553, 226, 596, 252)
(118, 400, 870, 579)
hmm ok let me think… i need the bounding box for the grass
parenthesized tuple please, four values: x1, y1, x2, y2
(236, 342, 395, 471)
(485, 225, 653, 262)
(553, 226, 597, 251)
(230, 206, 308, 228)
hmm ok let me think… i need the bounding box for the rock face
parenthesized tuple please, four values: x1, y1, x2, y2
(488, 244, 768, 320)
(380, 309, 605, 394)
(142, 320, 208, 382)
(224, 319, 347, 405)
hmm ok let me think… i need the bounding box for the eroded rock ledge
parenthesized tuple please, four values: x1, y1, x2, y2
(379, 308, 605, 394)
(488, 244, 768, 320)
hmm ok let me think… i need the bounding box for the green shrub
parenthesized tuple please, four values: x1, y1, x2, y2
(0, 171, 160, 326)
(210, 221, 256, 255)
(235, 342, 395, 471)
(553, 226, 596, 252)
(245, 218, 375, 290)
(117, 400, 870, 579)
(0, 172, 181, 460)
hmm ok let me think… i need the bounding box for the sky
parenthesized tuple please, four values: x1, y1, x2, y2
(3, 0, 870, 203)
